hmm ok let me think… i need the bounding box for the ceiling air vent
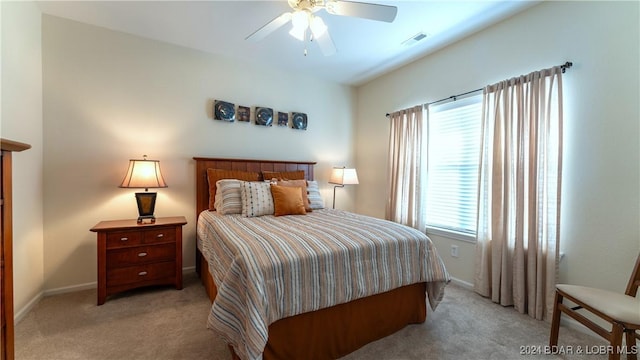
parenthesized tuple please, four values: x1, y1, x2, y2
(401, 32, 428, 46)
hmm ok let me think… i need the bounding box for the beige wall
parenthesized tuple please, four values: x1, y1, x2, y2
(355, 1, 640, 290)
(0, 1, 45, 314)
(41, 15, 356, 291)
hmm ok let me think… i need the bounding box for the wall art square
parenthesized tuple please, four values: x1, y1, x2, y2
(214, 100, 236, 122)
(237, 106, 250, 122)
(291, 112, 308, 130)
(277, 112, 288, 127)
(255, 107, 273, 126)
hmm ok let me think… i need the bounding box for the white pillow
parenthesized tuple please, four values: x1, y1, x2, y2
(240, 181, 274, 217)
(215, 179, 243, 215)
(306, 180, 325, 209)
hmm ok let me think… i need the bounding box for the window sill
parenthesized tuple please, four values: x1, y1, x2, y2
(426, 226, 476, 243)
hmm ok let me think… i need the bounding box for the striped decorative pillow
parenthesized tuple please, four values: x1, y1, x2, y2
(306, 180, 325, 209)
(215, 179, 243, 215)
(240, 181, 274, 217)
(207, 168, 260, 210)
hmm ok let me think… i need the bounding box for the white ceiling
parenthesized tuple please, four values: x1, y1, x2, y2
(36, 0, 538, 86)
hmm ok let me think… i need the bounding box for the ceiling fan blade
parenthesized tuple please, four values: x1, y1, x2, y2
(245, 12, 292, 42)
(325, 1, 397, 23)
(314, 30, 337, 56)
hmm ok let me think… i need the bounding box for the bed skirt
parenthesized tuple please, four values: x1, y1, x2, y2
(196, 249, 427, 360)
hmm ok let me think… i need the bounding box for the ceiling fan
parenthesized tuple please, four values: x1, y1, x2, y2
(245, 0, 398, 56)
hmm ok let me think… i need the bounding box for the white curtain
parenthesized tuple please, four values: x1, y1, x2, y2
(386, 105, 426, 231)
(474, 66, 563, 320)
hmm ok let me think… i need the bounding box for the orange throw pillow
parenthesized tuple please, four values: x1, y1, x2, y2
(270, 184, 306, 216)
(276, 179, 312, 212)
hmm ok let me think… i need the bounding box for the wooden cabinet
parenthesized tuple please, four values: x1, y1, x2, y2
(1, 139, 31, 360)
(90, 216, 187, 305)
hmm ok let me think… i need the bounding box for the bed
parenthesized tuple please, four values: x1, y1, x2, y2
(193, 157, 450, 360)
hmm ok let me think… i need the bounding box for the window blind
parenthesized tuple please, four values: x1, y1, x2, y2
(425, 94, 482, 235)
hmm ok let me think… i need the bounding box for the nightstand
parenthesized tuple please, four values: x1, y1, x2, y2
(90, 216, 187, 305)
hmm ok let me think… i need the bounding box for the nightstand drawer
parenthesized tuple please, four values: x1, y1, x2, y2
(143, 227, 176, 243)
(106, 230, 143, 248)
(107, 243, 176, 267)
(107, 261, 176, 286)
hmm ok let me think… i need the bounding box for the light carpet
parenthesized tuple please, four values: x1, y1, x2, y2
(16, 273, 607, 359)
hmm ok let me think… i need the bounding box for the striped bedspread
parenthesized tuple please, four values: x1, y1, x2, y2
(197, 209, 450, 360)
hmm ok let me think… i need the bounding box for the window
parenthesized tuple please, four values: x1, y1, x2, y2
(425, 94, 482, 240)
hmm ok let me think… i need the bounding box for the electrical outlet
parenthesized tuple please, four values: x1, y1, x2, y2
(450, 245, 459, 258)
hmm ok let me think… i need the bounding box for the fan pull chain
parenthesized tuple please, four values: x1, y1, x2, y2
(304, 31, 313, 57)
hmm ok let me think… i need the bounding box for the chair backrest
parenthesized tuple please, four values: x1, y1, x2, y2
(625, 253, 640, 297)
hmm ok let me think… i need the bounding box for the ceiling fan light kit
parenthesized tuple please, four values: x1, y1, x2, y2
(246, 0, 397, 56)
(289, 11, 328, 41)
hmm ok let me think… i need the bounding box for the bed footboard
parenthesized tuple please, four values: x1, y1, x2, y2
(197, 249, 427, 360)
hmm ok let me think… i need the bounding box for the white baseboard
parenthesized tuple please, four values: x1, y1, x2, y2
(43, 281, 97, 297)
(16, 281, 97, 323)
(14, 291, 43, 324)
(449, 276, 474, 290)
(16, 266, 198, 323)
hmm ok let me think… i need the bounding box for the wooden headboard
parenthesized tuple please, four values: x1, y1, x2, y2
(193, 157, 317, 217)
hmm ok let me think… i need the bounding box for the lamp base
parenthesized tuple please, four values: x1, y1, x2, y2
(135, 192, 157, 224)
(332, 184, 344, 209)
(137, 215, 156, 224)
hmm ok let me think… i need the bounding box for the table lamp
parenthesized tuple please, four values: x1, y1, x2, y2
(119, 155, 167, 223)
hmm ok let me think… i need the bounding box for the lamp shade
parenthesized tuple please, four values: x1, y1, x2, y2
(309, 15, 327, 38)
(289, 10, 309, 41)
(329, 167, 359, 185)
(119, 156, 167, 190)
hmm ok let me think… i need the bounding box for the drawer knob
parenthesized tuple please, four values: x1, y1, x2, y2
(120, 237, 128, 241)
(138, 252, 148, 257)
(156, 234, 164, 238)
(138, 271, 148, 276)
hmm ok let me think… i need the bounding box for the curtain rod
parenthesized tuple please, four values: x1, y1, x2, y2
(385, 61, 573, 117)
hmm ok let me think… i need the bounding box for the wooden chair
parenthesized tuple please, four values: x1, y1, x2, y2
(550, 254, 640, 360)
